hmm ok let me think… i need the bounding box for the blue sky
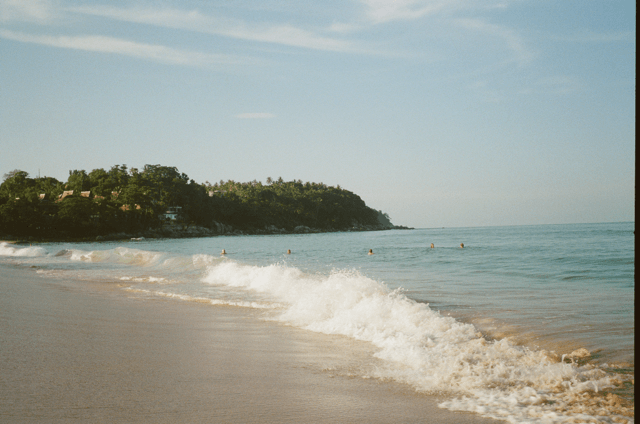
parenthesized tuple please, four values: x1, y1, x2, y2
(0, 0, 635, 228)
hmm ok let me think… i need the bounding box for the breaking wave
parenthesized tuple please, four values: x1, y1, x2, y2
(0, 242, 47, 257)
(201, 260, 632, 423)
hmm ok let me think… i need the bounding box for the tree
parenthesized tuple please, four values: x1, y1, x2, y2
(67, 170, 90, 193)
(88, 168, 110, 196)
(34, 177, 64, 199)
(57, 196, 99, 237)
(0, 162, 393, 238)
(142, 165, 189, 206)
(3, 169, 27, 181)
(107, 165, 130, 196)
(0, 170, 30, 199)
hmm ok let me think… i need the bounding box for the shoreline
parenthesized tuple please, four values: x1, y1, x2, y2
(0, 223, 414, 244)
(0, 262, 499, 423)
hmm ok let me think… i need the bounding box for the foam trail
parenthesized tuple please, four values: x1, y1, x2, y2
(0, 242, 47, 257)
(202, 261, 631, 424)
(120, 276, 167, 283)
(124, 288, 277, 309)
(67, 246, 166, 265)
(64, 247, 222, 273)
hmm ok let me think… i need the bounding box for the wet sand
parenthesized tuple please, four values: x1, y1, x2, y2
(0, 264, 502, 423)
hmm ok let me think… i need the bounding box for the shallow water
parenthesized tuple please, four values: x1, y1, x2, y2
(1, 222, 634, 423)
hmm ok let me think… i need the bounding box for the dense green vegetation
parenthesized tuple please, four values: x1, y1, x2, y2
(0, 165, 394, 240)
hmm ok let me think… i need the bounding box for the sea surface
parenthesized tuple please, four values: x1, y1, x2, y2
(1, 222, 634, 423)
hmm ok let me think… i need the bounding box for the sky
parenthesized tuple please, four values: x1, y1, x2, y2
(0, 0, 635, 228)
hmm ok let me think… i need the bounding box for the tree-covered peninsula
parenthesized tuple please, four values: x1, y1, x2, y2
(0, 165, 403, 241)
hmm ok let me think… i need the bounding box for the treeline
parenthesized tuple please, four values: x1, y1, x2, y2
(0, 165, 393, 239)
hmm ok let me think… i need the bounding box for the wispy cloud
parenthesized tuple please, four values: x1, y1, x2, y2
(2, 1, 539, 70)
(0, 0, 55, 23)
(455, 18, 535, 66)
(235, 113, 276, 119)
(68, 5, 366, 54)
(359, 0, 454, 23)
(357, 0, 514, 24)
(0, 28, 251, 67)
(354, 0, 535, 68)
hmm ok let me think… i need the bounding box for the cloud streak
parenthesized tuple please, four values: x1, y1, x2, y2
(2, 1, 541, 72)
(357, 0, 514, 24)
(68, 5, 366, 54)
(0, 28, 251, 67)
(0, 0, 55, 23)
(359, 0, 455, 23)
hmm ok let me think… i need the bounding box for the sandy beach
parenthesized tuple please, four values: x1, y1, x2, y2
(0, 263, 501, 423)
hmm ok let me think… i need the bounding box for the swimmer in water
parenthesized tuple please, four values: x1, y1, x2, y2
(287, 249, 291, 254)
(430, 243, 434, 248)
(368, 249, 374, 255)
(221, 249, 226, 255)
(460, 243, 464, 248)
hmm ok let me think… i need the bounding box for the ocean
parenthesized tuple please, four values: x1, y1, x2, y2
(0, 222, 634, 423)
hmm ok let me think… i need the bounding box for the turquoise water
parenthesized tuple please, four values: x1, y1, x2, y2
(1, 222, 634, 423)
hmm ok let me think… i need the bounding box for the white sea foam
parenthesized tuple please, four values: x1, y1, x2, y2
(68, 247, 165, 265)
(0, 242, 47, 257)
(124, 287, 276, 309)
(202, 260, 630, 423)
(64, 247, 222, 273)
(120, 276, 167, 283)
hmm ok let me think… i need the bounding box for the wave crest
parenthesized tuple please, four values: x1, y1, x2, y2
(0, 242, 47, 257)
(201, 260, 629, 423)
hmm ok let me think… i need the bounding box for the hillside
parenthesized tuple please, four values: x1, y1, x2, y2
(0, 165, 405, 240)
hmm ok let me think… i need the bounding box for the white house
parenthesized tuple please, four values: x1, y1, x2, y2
(162, 206, 182, 221)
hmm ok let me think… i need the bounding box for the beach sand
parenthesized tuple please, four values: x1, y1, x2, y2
(0, 264, 502, 423)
